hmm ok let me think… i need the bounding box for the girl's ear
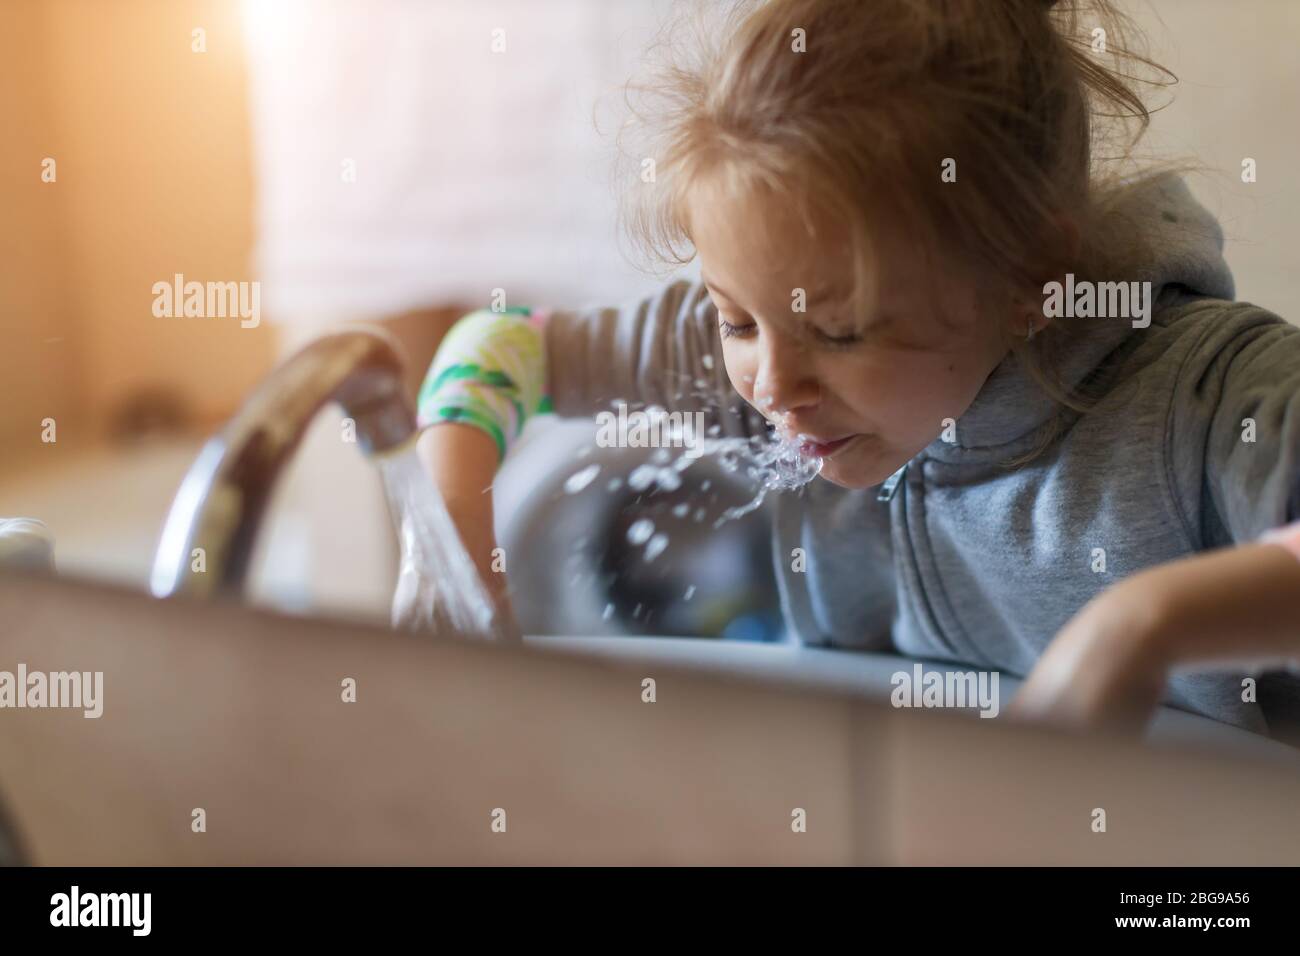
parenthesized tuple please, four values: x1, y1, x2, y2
(1008, 212, 1078, 341)
(1008, 289, 1049, 341)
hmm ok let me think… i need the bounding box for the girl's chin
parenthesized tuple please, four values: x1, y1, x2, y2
(817, 466, 876, 490)
(817, 448, 903, 491)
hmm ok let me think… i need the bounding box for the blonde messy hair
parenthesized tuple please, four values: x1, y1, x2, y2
(614, 0, 1185, 449)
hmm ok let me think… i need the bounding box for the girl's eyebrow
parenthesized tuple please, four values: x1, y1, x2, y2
(809, 283, 849, 304)
(703, 276, 844, 308)
(701, 275, 739, 304)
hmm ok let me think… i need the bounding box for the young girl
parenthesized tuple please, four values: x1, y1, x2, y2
(409, 0, 1300, 742)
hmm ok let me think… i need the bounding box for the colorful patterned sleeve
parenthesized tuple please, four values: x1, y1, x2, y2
(1260, 520, 1300, 562)
(416, 306, 554, 465)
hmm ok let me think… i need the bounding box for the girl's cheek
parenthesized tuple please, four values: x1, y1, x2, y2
(722, 351, 756, 404)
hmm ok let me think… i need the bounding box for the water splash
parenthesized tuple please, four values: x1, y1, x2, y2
(696, 429, 823, 526)
(562, 401, 825, 564)
(380, 445, 516, 642)
(630, 423, 823, 525)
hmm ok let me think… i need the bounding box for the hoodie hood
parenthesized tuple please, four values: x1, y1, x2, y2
(926, 172, 1236, 462)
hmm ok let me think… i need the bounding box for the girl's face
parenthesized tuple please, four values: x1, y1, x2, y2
(691, 180, 1021, 489)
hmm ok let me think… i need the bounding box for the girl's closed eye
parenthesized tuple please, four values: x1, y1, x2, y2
(717, 313, 865, 346)
(813, 323, 864, 347)
(719, 317, 756, 340)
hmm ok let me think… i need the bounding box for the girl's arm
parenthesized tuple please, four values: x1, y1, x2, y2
(417, 279, 761, 469)
(1009, 523, 1300, 733)
(542, 278, 761, 438)
(1012, 308, 1300, 734)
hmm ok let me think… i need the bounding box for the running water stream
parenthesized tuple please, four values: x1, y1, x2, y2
(380, 446, 516, 642)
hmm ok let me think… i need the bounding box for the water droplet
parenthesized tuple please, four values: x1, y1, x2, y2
(628, 464, 656, 491)
(623, 461, 683, 494)
(655, 468, 682, 492)
(563, 463, 601, 494)
(627, 519, 655, 545)
(644, 533, 669, 562)
(684, 585, 696, 601)
(602, 603, 615, 621)
(606, 477, 623, 492)
(672, 503, 689, 518)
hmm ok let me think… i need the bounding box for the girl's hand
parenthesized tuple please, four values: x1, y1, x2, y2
(1008, 540, 1300, 736)
(1007, 579, 1170, 735)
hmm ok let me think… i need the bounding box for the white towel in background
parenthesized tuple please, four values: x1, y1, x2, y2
(240, 0, 697, 324)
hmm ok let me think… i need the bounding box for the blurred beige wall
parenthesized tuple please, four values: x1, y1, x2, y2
(1, 0, 273, 462)
(0, 0, 80, 459)
(1128, 0, 1300, 318)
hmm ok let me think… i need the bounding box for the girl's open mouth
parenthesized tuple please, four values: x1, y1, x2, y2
(798, 435, 855, 458)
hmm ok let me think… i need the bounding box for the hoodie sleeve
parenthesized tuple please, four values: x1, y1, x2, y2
(417, 307, 552, 463)
(543, 278, 764, 441)
(417, 279, 763, 465)
(1167, 300, 1300, 548)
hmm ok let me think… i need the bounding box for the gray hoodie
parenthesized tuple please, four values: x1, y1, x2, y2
(542, 174, 1300, 738)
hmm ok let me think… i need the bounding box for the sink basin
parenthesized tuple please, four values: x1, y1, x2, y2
(4, 568, 1300, 864)
(527, 635, 1300, 764)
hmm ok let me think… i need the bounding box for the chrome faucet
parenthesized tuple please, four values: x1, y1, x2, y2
(150, 329, 417, 599)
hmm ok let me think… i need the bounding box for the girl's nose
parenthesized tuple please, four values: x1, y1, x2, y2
(753, 344, 819, 420)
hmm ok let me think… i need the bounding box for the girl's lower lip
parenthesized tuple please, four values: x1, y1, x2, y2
(799, 435, 855, 458)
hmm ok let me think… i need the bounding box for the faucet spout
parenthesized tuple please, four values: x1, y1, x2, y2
(150, 330, 417, 600)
